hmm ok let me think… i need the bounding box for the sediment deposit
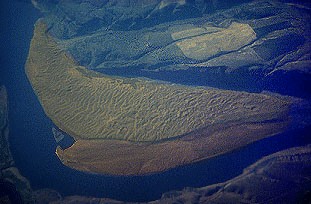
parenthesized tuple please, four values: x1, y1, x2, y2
(56, 121, 288, 175)
(26, 22, 290, 142)
(26, 21, 292, 175)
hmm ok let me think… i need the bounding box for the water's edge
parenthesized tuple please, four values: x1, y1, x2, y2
(1, 0, 310, 202)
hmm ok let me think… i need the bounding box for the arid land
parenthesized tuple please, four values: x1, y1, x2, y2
(26, 21, 292, 175)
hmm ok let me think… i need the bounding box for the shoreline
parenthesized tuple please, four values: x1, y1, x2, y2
(56, 120, 289, 175)
(26, 21, 294, 175)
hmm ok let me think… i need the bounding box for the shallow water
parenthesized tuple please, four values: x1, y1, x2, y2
(1, 0, 311, 202)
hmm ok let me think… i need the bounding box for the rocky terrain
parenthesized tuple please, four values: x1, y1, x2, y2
(24, 0, 311, 176)
(35, 145, 311, 203)
(0, 86, 33, 204)
(33, 0, 311, 97)
(27, 21, 292, 142)
(21, 0, 311, 198)
(154, 145, 311, 203)
(1, 0, 310, 203)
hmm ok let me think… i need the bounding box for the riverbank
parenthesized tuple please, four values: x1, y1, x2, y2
(1, 0, 310, 202)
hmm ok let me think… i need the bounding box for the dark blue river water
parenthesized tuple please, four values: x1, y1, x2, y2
(1, 0, 311, 202)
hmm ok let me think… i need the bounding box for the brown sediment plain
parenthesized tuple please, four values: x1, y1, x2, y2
(56, 121, 288, 175)
(26, 21, 292, 175)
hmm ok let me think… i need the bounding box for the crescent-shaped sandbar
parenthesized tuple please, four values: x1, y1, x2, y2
(26, 21, 291, 175)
